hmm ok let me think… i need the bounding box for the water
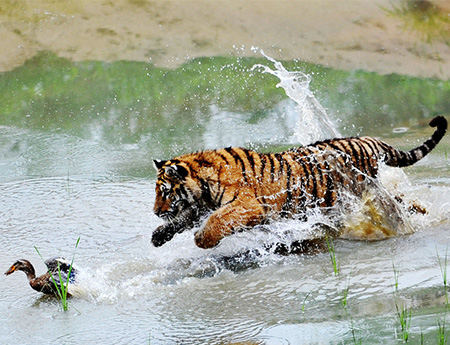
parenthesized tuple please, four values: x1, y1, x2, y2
(252, 51, 339, 145)
(1, 55, 450, 345)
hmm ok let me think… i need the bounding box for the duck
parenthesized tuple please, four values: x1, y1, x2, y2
(5, 257, 78, 296)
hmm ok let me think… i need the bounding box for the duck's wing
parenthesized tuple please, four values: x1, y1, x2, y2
(44, 257, 78, 284)
(30, 272, 59, 295)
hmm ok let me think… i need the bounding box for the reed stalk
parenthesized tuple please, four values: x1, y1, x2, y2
(437, 319, 448, 345)
(437, 248, 449, 307)
(34, 237, 80, 311)
(395, 300, 412, 343)
(325, 236, 339, 276)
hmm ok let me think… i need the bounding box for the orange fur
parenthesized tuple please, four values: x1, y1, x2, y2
(152, 116, 447, 249)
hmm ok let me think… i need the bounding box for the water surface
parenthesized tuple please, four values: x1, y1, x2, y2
(1, 55, 450, 344)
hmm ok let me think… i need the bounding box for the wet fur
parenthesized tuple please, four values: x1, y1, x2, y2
(152, 116, 447, 249)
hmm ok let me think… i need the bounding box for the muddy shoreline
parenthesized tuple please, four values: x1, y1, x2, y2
(0, 0, 449, 78)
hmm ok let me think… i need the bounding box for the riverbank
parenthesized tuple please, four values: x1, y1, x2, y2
(0, 0, 449, 78)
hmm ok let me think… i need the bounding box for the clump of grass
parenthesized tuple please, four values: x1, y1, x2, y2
(392, 262, 413, 343)
(350, 318, 362, 345)
(301, 292, 310, 312)
(342, 275, 351, 309)
(385, 0, 450, 44)
(437, 248, 449, 306)
(395, 300, 412, 343)
(325, 236, 339, 276)
(34, 237, 80, 311)
(437, 319, 448, 345)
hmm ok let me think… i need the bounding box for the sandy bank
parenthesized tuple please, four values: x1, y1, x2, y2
(0, 0, 449, 79)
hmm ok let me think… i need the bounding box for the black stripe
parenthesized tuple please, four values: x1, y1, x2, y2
(315, 160, 326, 198)
(194, 157, 213, 167)
(398, 150, 409, 167)
(199, 178, 213, 205)
(260, 153, 267, 181)
(301, 147, 315, 157)
(296, 159, 310, 208)
(281, 157, 293, 216)
(310, 164, 318, 203)
(225, 147, 248, 182)
(296, 157, 310, 186)
(225, 193, 238, 206)
(327, 141, 347, 155)
(243, 149, 256, 177)
(218, 152, 232, 166)
(361, 138, 380, 159)
(275, 153, 284, 176)
(346, 139, 361, 170)
(353, 140, 372, 176)
(268, 154, 276, 182)
(217, 186, 226, 206)
(375, 140, 392, 156)
(177, 184, 188, 199)
(323, 160, 335, 207)
(181, 161, 196, 179)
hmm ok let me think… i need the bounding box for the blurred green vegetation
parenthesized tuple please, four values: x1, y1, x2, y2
(0, 51, 449, 145)
(384, 0, 450, 44)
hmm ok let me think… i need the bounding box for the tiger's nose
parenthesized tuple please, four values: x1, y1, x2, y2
(153, 206, 162, 217)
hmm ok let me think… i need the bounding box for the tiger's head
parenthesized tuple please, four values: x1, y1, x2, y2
(152, 159, 202, 222)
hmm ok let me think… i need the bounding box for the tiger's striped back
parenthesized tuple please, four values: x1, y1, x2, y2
(152, 116, 447, 248)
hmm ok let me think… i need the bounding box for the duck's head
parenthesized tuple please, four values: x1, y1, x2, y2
(5, 259, 34, 276)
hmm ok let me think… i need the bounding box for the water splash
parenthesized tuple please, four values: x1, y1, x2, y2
(251, 50, 340, 145)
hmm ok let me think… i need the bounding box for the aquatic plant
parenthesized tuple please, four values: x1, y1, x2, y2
(437, 319, 448, 345)
(392, 262, 412, 342)
(395, 300, 412, 342)
(342, 275, 351, 309)
(325, 236, 339, 276)
(437, 248, 449, 307)
(350, 318, 362, 345)
(301, 292, 310, 312)
(34, 237, 80, 311)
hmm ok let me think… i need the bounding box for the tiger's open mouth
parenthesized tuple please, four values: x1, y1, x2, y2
(159, 200, 191, 222)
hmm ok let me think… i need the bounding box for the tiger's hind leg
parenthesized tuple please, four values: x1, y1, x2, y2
(194, 196, 265, 249)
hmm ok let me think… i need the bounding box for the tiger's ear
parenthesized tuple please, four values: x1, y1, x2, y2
(164, 164, 189, 180)
(152, 159, 167, 171)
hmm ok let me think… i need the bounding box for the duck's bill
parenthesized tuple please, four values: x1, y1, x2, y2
(4, 265, 17, 275)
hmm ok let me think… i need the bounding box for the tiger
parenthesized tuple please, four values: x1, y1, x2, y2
(151, 116, 447, 249)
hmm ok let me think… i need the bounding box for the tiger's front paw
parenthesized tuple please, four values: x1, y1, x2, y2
(194, 229, 221, 249)
(151, 224, 177, 247)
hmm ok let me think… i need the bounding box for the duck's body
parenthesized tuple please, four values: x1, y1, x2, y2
(5, 257, 78, 296)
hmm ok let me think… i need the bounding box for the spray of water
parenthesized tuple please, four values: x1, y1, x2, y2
(251, 50, 340, 145)
(77, 54, 439, 303)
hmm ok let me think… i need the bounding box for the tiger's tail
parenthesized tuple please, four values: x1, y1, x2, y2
(385, 116, 447, 168)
